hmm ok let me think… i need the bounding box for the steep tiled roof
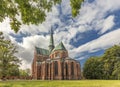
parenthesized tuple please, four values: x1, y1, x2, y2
(52, 42, 67, 52)
(35, 47, 49, 55)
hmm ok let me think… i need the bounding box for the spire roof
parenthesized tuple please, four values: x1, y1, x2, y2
(49, 28, 55, 53)
(52, 42, 67, 52)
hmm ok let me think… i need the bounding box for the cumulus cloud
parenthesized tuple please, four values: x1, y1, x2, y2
(16, 35, 50, 69)
(100, 15, 115, 34)
(74, 0, 120, 34)
(0, 18, 13, 34)
(71, 29, 120, 58)
(95, 0, 120, 12)
(18, 6, 61, 35)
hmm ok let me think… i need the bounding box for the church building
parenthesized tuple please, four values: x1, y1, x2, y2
(32, 29, 81, 80)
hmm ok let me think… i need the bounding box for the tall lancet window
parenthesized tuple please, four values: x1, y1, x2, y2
(46, 63, 49, 77)
(65, 63, 68, 76)
(54, 61, 58, 76)
(71, 62, 74, 75)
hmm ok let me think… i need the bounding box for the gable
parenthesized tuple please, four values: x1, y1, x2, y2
(52, 42, 67, 52)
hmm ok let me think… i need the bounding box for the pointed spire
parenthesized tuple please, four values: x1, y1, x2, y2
(49, 28, 55, 53)
(49, 28, 54, 45)
(50, 28, 53, 34)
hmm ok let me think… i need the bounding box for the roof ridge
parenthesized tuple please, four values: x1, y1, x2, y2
(35, 46, 49, 55)
(35, 46, 48, 51)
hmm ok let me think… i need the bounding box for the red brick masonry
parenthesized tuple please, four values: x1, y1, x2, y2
(32, 50, 81, 80)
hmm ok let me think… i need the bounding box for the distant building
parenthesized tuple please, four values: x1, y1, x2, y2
(32, 29, 81, 80)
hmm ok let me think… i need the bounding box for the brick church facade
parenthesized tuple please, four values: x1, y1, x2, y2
(32, 29, 81, 80)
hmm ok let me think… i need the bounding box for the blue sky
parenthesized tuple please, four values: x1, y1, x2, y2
(0, 0, 120, 69)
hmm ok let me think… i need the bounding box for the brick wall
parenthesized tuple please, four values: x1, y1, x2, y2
(32, 50, 81, 80)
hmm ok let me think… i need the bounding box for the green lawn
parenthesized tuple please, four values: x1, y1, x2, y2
(0, 80, 120, 87)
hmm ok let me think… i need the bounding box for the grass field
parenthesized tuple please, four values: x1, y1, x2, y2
(0, 80, 120, 87)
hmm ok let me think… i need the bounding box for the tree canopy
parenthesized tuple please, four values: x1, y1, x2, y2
(0, 0, 84, 33)
(0, 32, 21, 78)
(83, 45, 120, 80)
(83, 57, 104, 79)
(19, 68, 30, 77)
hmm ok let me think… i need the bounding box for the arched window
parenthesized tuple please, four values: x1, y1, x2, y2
(39, 65, 41, 77)
(37, 64, 41, 79)
(61, 62, 64, 79)
(54, 61, 58, 76)
(76, 64, 78, 76)
(46, 63, 49, 77)
(50, 63, 51, 80)
(71, 62, 74, 75)
(65, 63, 68, 76)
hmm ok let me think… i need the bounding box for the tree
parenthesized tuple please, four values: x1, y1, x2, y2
(19, 68, 30, 77)
(83, 57, 104, 79)
(0, 32, 21, 78)
(112, 59, 120, 80)
(70, 0, 84, 17)
(83, 45, 120, 80)
(8, 65, 20, 76)
(102, 45, 120, 79)
(0, 0, 84, 33)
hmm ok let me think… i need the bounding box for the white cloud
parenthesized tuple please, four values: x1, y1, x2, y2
(18, 6, 61, 35)
(74, 0, 120, 34)
(61, 0, 71, 15)
(95, 0, 120, 12)
(16, 35, 50, 69)
(19, 35, 49, 50)
(71, 29, 120, 58)
(100, 15, 115, 34)
(0, 18, 14, 34)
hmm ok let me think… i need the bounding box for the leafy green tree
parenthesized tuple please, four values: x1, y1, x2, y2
(83, 45, 120, 80)
(102, 45, 120, 79)
(70, 0, 84, 17)
(19, 68, 30, 77)
(83, 57, 104, 79)
(112, 59, 120, 80)
(0, 32, 21, 78)
(0, 0, 84, 32)
(8, 65, 20, 76)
